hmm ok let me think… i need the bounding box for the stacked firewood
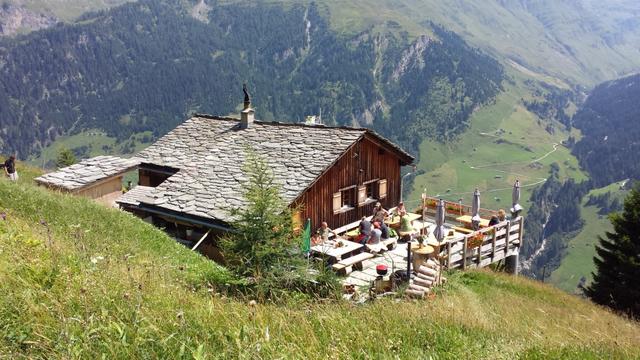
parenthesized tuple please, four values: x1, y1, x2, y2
(405, 258, 446, 298)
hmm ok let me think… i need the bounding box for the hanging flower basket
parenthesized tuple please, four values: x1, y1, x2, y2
(467, 233, 484, 249)
(425, 199, 438, 208)
(446, 203, 463, 214)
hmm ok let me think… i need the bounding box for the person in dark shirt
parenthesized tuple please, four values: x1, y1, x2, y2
(488, 215, 499, 227)
(358, 217, 372, 245)
(4, 155, 17, 181)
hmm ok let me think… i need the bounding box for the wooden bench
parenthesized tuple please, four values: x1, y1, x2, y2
(382, 237, 398, 250)
(332, 252, 374, 275)
(452, 226, 474, 234)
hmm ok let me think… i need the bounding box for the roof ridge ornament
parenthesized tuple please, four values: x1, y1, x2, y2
(240, 83, 254, 129)
(243, 83, 251, 110)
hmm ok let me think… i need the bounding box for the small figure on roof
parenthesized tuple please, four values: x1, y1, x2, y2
(316, 221, 334, 242)
(242, 83, 251, 109)
(3, 155, 18, 181)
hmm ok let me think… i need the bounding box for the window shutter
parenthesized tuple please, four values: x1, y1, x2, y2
(358, 186, 367, 206)
(379, 179, 387, 199)
(332, 192, 342, 213)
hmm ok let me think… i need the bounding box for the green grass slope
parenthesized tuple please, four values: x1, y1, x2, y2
(549, 183, 630, 293)
(8, 0, 133, 21)
(1, 169, 639, 358)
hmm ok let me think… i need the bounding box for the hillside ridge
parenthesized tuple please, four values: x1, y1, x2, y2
(0, 167, 639, 358)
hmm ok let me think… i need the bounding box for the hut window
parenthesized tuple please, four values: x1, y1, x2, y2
(333, 186, 355, 214)
(366, 182, 376, 199)
(359, 179, 379, 206)
(379, 179, 387, 199)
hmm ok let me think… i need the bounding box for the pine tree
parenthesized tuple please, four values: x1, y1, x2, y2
(585, 185, 640, 319)
(55, 147, 77, 169)
(219, 149, 302, 295)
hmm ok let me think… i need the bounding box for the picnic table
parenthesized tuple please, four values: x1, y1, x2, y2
(456, 215, 490, 228)
(310, 238, 363, 262)
(385, 212, 422, 229)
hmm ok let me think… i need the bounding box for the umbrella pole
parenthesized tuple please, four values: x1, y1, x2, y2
(407, 241, 411, 280)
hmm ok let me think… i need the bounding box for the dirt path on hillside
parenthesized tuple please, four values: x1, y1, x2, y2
(433, 143, 559, 198)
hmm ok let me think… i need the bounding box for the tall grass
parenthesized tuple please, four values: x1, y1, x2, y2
(0, 173, 639, 359)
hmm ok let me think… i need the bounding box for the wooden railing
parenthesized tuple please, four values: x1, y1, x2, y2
(419, 196, 499, 222)
(441, 216, 523, 270)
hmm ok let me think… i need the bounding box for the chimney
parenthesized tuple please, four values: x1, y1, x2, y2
(240, 83, 254, 129)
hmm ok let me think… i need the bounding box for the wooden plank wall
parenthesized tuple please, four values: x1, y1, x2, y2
(295, 136, 403, 230)
(74, 176, 123, 206)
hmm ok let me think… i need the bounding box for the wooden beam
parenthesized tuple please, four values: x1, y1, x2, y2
(491, 227, 497, 260)
(504, 221, 510, 256)
(462, 236, 468, 270)
(191, 230, 211, 251)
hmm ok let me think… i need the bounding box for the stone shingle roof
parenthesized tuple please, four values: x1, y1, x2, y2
(35, 156, 140, 191)
(117, 185, 154, 206)
(133, 115, 413, 224)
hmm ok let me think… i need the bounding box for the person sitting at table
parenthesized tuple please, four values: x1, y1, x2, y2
(372, 202, 388, 223)
(357, 216, 372, 245)
(498, 209, 507, 222)
(316, 222, 334, 242)
(311, 233, 323, 246)
(394, 201, 407, 217)
(372, 202, 391, 239)
(369, 222, 382, 244)
(399, 213, 414, 233)
(398, 212, 415, 242)
(488, 215, 500, 227)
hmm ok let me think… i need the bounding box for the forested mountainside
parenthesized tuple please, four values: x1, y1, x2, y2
(572, 73, 640, 187)
(0, 0, 502, 159)
(4, 0, 640, 87)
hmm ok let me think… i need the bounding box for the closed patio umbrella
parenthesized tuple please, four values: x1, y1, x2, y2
(511, 180, 523, 216)
(471, 188, 481, 230)
(433, 199, 446, 242)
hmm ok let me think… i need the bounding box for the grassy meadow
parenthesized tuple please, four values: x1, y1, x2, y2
(548, 182, 630, 293)
(1, 167, 639, 358)
(28, 130, 153, 169)
(408, 73, 586, 213)
(10, 0, 133, 21)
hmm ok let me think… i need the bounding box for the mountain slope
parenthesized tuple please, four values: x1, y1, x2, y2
(1, 174, 639, 358)
(275, 0, 640, 85)
(572, 73, 640, 187)
(0, 0, 503, 159)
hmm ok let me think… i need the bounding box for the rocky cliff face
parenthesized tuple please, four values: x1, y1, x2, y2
(0, 4, 56, 36)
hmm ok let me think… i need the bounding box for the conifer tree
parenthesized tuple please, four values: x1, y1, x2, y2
(585, 185, 640, 319)
(55, 147, 77, 169)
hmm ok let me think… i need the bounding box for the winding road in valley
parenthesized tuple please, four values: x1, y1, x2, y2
(434, 142, 560, 198)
